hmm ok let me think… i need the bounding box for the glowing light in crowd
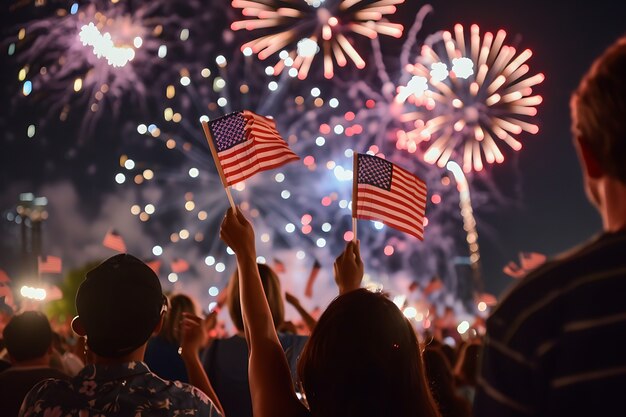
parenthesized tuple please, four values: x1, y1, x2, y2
(20, 285, 47, 301)
(3, 2, 186, 142)
(396, 23, 544, 172)
(231, 0, 405, 79)
(403, 306, 417, 319)
(457, 320, 470, 334)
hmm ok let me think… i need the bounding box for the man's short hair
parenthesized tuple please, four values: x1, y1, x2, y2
(3, 311, 53, 362)
(76, 254, 164, 358)
(571, 36, 626, 183)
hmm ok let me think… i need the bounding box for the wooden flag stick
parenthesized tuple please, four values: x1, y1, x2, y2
(201, 121, 237, 211)
(352, 152, 358, 242)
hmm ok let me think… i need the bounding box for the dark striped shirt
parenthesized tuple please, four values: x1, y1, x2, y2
(474, 230, 626, 417)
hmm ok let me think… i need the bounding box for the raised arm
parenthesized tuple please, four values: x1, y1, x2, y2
(285, 292, 318, 332)
(220, 208, 307, 417)
(334, 240, 364, 295)
(179, 312, 225, 416)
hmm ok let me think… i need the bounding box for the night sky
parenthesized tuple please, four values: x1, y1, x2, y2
(1, 0, 625, 303)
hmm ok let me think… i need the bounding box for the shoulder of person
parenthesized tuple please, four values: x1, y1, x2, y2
(19, 377, 71, 414)
(169, 380, 215, 410)
(494, 231, 626, 324)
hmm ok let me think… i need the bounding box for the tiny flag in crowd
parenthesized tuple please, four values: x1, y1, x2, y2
(0, 269, 15, 312)
(273, 258, 286, 274)
(519, 252, 547, 271)
(203, 110, 299, 187)
(353, 154, 427, 240)
(476, 293, 498, 306)
(304, 259, 322, 298)
(103, 230, 127, 253)
(171, 258, 190, 274)
(38, 256, 62, 274)
(503, 252, 547, 279)
(423, 276, 444, 296)
(503, 261, 526, 279)
(146, 259, 162, 276)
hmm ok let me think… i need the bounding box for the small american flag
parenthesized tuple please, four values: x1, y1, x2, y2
(38, 255, 62, 274)
(103, 230, 127, 253)
(205, 110, 299, 186)
(170, 258, 190, 274)
(145, 259, 162, 276)
(353, 154, 427, 240)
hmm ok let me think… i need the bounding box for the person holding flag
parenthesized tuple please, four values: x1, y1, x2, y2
(218, 207, 440, 417)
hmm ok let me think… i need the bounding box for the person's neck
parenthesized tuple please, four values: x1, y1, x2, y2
(600, 178, 626, 233)
(13, 356, 50, 368)
(90, 345, 146, 366)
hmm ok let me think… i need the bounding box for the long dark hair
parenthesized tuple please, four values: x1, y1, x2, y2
(298, 289, 440, 417)
(159, 294, 196, 344)
(228, 263, 285, 332)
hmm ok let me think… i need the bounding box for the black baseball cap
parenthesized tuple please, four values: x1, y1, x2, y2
(76, 254, 164, 358)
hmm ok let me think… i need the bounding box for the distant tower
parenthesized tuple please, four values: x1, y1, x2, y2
(16, 193, 48, 280)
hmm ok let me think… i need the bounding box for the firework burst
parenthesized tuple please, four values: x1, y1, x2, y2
(116, 49, 320, 286)
(395, 23, 544, 173)
(3, 0, 220, 143)
(230, 0, 405, 79)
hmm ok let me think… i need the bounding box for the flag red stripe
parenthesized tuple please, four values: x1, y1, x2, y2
(395, 165, 427, 191)
(356, 199, 423, 232)
(218, 132, 296, 169)
(356, 204, 423, 237)
(356, 211, 424, 240)
(358, 184, 425, 218)
(221, 142, 297, 173)
(394, 175, 427, 201)
(392, 182, 427, 208)
(244, 110, 277, 128)
(356, 173, 427, 209)
(225, 153, 299, 185)
(391, 173, 428, 205)
(247, 119, 278, 132)
(218, 137, 256, 161)
(218, 132, 291, 162)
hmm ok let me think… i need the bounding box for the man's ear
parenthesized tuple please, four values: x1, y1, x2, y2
(71, 316, 87, 337)
(575, 136, 604, 179)
(152, 313, 165, 336)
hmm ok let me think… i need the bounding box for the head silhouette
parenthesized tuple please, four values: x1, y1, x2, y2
(298, 289, 439, 417)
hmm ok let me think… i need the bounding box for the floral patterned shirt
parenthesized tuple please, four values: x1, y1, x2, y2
(19, 361, 220, 417)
